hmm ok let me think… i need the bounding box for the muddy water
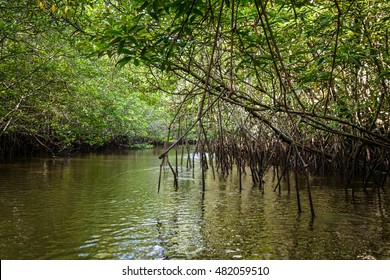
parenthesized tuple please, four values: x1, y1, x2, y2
(0, 148, 389, 259)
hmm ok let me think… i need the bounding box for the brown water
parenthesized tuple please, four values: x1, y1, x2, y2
(0, 148, 389, 259)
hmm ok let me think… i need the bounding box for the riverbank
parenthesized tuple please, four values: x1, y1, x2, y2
(0, 134, 163, 159)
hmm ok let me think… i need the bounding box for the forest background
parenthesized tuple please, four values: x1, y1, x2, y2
(1, 0, 389, 189)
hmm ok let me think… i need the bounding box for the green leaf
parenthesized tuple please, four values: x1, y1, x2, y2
(316, 56, 328, 66)
(192, 8, 203, 17)
(116, 56, 132, 67)
(381, 16, 390, 22)
(318, 71, 332, 80)
(108, 37, 122, 46)
(139, 0, 151, 11)
(120, 48, 134, 55)
(350, 56, 362, 67)
(117, 40, 125, 54)
(152, 0, 159, 13)
(106, 29, 122, 35)
(140, 47, 147, 58)
(378, 69, 390, 79)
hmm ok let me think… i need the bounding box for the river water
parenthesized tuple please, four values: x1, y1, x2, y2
(1, 148, 389, 260)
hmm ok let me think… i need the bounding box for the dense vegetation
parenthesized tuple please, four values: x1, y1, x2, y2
(1, 1, 389, 197)
(0, 0, 172, 156)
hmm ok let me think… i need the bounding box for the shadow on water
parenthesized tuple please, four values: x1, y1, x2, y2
(0, 148, 389, 259)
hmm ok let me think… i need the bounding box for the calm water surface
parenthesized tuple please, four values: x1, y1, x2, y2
(1, 148, 389, 259)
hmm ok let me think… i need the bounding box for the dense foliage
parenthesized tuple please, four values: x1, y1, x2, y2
(84, 0, 389, 180)
(0, 0, 172, 156)
(1, 1, 389, 188)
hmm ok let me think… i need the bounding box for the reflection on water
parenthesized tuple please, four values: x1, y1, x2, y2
(0, 148, 389, 259)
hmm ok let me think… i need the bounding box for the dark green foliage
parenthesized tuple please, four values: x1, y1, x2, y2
(1, 0, 389, 184)
(85, 0, 389, 180)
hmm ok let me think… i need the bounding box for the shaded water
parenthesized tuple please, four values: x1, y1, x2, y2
(0, 148, 389, 259)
